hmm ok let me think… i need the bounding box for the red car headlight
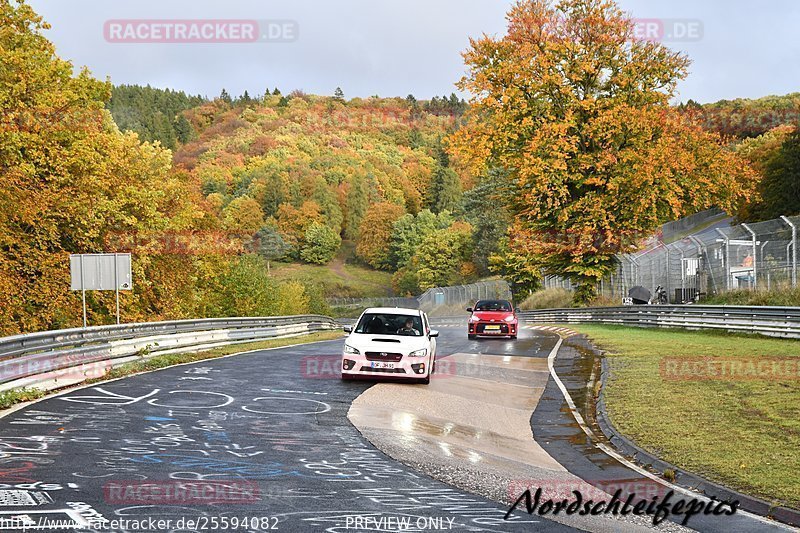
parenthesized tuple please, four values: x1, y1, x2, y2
(504, 316, 516, 322)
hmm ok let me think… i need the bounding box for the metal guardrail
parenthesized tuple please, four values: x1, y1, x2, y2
(0, 315, 338, 391)
(519, 305, 800, 339)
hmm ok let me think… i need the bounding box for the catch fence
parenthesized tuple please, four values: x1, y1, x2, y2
(598, 213, 800, 303)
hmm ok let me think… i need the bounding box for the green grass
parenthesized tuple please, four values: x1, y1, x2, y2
(703, 286, 800, 307)
(0, 388, 48, 410)
(0, 330, 343, 411)
(270, 261, 393, 297)
(520, 288, 574, 309)
(270, 243, 393, 298)
(570, 324, 800, 509)
(519, 288, 620, 309)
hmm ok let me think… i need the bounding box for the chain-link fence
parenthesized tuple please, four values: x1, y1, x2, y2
(597, 213, 800, 304)
(417, 279, 512, 316)
(327, 280, 513, 317)
(326, 297, 418, 309)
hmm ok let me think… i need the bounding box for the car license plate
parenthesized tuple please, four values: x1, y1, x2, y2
(371, 362, 394, 369)
(485, 325, 501, 331)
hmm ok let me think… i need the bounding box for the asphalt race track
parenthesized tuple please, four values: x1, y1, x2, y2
(0, 325, 792, 532)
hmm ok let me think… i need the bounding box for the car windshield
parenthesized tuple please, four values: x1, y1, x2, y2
(474, 300, 512, 312)
(355, 313, 423, 336)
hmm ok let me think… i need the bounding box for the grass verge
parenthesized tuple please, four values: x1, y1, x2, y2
(519, 288, 619, 309)
(0, 330, 343, 411)
(569, 324, 800, 509)
(703, 286, 800, 306)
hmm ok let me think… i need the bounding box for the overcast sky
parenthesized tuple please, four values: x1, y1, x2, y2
(27, 0, 800, 104)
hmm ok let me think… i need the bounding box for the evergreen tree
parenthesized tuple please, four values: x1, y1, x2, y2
(251, 226, 292, 274)
(429, 165, 462, 214)
(427, 142, 462, 214)
(219, 88, 232, 104)
(344, 176, 368, 240)
(107, 84, 203, 148)
(758, 131, 800, 219)
(334, 87, 345, 102)
(173, 114, 193, 144)
(462, 168, 511, 273)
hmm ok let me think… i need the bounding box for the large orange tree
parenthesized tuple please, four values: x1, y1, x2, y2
(450, 0, 754, 301)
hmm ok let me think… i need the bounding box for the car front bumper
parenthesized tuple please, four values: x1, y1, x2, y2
(468, 321, 517, 336)
(341, 354, 430, 379)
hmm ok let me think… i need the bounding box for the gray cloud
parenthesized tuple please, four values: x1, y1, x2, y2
(28, 0, 800, 103)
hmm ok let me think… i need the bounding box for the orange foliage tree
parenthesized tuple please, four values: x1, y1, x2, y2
(355, 202, 406, 269)
(449, 0, 755, 300)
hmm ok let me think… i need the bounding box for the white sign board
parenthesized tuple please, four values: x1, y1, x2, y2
(70, 253, 132, 291)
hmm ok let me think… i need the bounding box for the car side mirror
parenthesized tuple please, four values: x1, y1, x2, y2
(342, 325, 352, 333)
(466, 307, 473, 313)
(429, 330, 439, 338)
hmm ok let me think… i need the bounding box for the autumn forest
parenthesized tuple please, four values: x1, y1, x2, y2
(2, 0, 800, 334)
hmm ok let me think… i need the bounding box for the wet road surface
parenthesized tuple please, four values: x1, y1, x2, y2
(0, 335, 566, 532)
(0, 321, 792, 532)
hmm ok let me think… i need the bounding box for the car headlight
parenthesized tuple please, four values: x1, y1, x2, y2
(344, 344, 360, 355)
(505, 316, 516, 322)
(408, 348, 427, 357)
(469, 316, 480, 323)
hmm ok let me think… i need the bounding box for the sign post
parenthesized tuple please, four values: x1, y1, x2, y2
(70, 253, 133, 327)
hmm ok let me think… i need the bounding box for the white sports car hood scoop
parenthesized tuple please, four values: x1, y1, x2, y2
(348, 334, 429, 354)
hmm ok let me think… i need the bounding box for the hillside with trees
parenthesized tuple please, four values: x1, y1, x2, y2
(688, 93, 800, 140)
(167, 89, 498, 295)
(4, 0, 794, 332)
(108, 85, 206, 149)
(0, 0, 494, 334)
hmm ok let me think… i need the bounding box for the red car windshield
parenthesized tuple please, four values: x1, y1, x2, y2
(474, 300, 512, 312)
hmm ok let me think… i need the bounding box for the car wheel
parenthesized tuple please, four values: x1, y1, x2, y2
(510, 335, 517, 340)
(468, 334, 476, 340)
(417, 374, 430, 385)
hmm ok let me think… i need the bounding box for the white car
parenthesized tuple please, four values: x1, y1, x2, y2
(341, 307, 438, 384)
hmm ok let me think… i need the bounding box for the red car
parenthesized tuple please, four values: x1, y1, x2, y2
(467, 299, 518, 339)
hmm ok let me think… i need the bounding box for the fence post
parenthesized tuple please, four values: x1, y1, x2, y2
(689, 236, 705, 299)
(631, 256, 639, 286)
(742, 223, 757, 290)
(715, 228, 730, 291)
(665, 245, 672, 303)
(781, 216, 797, 288)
